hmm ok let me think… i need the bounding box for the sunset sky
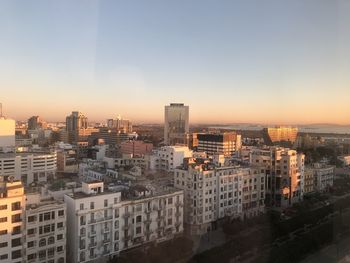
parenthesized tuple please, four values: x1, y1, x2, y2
(1, 0, 349, 124)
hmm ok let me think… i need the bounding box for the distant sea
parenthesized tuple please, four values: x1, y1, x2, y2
(208, 124, 350, 135)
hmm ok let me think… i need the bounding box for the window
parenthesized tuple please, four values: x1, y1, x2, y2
(58, 210, 64, 217)
(48, 236, 55, 244)
(11, 238, 21, 247)
(136, 215, 142, 223)
(80, 203, 84, 210)
(27, 228, 35, 235)
(80, 252, 85, 261)
(44, 212, 51, 221)
(168, 197, 173, 204)
(136, 226, 142, 234)
(0, 254, 8, 260)
(0, 217, 7, 223)
(0, 230, 7, 235)
(39, 238, 46, 247)
(57, 222, 63, 229)
(57, 234, 63, 240)
(0, 205, 7, 210)
(38, 250, 46, 259)
(28, 215, 36, 223)
(12, 214, 21, 223)
(12, 226, 21, 235)
(57, 246, 63, 252)
(28, 241, 35, 248)
(11, 202, 21, 211)
(48, 247, 55, 257)
(90, 202, 94, 209)
(114, 209, 119, 218)
(0, 242, 7, 248)
(12, 250, 21, 259)
(104, 199, 108, 207)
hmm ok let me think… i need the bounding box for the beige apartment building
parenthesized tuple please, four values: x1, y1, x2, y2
(0, 181, 25, 263)
(250, 147, 305, 208)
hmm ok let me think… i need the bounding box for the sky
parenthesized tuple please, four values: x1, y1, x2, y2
(0, 0, 350, 124)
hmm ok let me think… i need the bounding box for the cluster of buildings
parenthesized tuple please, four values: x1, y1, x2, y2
(0, 103, 338, 262)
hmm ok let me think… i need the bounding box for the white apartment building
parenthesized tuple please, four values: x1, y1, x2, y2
(149, 146, 192, 172)
(306, 163, 334, 192)
(64, 181, 184, 263)
(24, 193, 66, 263)
(174, 161, 265, 235)
(0, 181, 25, 263)
(250, 147, 305, 208)
(0, 152, 57, 186)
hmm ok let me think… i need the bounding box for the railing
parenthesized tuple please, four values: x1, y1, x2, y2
(88, 230, 96, 237)
(101, 227, 110, 233)
(88, 219, 96, 224)
(88, 242, 97, 248)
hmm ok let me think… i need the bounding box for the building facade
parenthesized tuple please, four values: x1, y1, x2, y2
(250, 147, 305, 208)
(174, 162, 265, 235)
(0, 181, 25, 263)
(197, 132, 242, 157)
(0, 117, 15, 153)
(64, 181, 184, 263)
(148, 146, 193, 172)
(0, 152, 57, 186)
(120, 140, 153, 156)
(262, 126, 298, 146)
(24, 194, 66, 263)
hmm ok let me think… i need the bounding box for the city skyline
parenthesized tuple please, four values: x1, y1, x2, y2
(1, 0, 350, 124)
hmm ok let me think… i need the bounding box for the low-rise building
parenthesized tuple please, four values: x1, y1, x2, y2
(0, 151, 57, 186)
(149, 146, 192, 172)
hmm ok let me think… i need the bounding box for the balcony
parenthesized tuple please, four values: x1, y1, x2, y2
(103, 238, 111, 244)
(88, 230, 96, 237)
(101, 227, 110, 233)
(88, 219, 96, 224)
(88, 242, 97, 248)
(144, 208, 152, 214)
